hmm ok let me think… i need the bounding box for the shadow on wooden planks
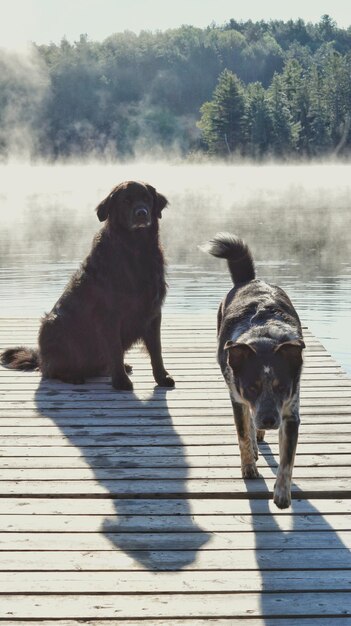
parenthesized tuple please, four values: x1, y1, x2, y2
(249, 440, 351, 620)
(32, 375, 351, 620)
(34, 381, 211, 570)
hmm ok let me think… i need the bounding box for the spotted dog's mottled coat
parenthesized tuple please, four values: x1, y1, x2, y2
(203, 233, 305, 509)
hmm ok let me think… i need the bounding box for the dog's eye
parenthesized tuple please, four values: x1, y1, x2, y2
(248, 384, 259, 394)
(276, 384, 287, 393)
(273, 379, 288, 393)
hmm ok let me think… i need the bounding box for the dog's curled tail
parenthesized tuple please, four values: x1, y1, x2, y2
(201, 232, 255, 285)
(0, 347, 39, 371)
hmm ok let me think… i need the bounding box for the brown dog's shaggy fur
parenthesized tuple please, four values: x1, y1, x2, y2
(1, 181, 174, 390)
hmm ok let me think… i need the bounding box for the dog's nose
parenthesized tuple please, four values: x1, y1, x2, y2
(135, 207, 149, 218)
(260, 415, 278, 429)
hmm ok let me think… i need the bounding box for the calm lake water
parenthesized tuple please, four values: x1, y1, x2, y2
(0, 161, 351, 374)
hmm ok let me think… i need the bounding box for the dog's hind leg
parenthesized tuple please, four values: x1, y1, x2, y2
(41, 358, 85, 384)
(273, 409, 300, 509)
(41, 359, 86, 385)
(231, 400, 259, 478)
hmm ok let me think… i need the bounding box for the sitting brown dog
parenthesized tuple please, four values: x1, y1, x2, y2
(1, 181, 174, 391)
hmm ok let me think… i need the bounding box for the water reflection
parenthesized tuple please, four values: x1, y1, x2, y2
(0, 162, 350, 371)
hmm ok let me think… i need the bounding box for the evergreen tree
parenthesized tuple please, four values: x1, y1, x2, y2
(307, 63, 331, 154)
(1, 16, 351, 160)
(197, 69, 246, 155)
(244, 82, 273, 157)
(323, 51, 351, 152)
(266, 73, 299, 156)
(280, 59, 311, 154)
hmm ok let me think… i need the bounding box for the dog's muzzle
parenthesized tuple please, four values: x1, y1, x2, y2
(255, 413, 281, 430)
(253, 392, 282, 430)
(133, 206, 151, 228)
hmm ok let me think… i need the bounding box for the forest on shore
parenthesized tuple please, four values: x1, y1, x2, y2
(1, 14, 351, 160)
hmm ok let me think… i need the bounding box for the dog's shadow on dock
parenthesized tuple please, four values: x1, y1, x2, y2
(34, 377, 210, 571)
(250, 440, 351, 620)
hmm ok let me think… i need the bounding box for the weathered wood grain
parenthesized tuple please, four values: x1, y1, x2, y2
(0, 591, 351, 619)
(0, 315, 350, 624)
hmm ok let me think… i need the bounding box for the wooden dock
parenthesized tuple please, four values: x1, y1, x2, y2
(0, 314, 351, 624)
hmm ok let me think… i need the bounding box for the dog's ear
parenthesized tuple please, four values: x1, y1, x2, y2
(224, 341, 257, 371)
(146, 184, 168, 219)
(95, 186, 123, 222)
(96, 194, 113, 222)
(274, 339, 305, 369)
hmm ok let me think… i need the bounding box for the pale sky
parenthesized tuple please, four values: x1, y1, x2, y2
(0, 0, 350, 50)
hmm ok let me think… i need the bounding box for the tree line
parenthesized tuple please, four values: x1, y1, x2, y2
(1, 14, 351, 160)
(199, 53, 351, 157)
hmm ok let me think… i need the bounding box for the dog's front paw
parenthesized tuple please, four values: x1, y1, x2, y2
(112, 374, 133, 391)
(155, 372, 175, 388)
(273, 482, 291, 509)
(242, 462, 259, 479)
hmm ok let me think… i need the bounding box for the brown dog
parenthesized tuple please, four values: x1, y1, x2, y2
(1, 181, 174, 391)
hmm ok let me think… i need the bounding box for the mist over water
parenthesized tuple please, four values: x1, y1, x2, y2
(0, 160, 351, 372)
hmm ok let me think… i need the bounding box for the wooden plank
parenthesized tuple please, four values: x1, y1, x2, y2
(0, 343, 331, 352)
(0, 424, 350, 437)
(1, 464, 351, 480)
(0, 477, 349, 496)
(1, 512, 351, 532)
(2, 423, 351, 439)
(0, 383, 349, 395)
(0, 452, 350, 468)
(1, 415, 351, 427)
(1, 497, 349, 516)
(0, 316, 315, 324)
(1, 394, 350, 408)
(0, 371, 349, 382)
(0, 361, 338, 372)
(0, 548, 350, 571)
(4, 386, 351, 397)
(0, 325, 316, 332)
(1, 432, 351, 446)
(2, 413, 351, 426)
(0, 352, 338, 360)
(0, 591, 350, 619)
(1, 382, 350, 395)
(0, 346, 327, 356)
(0, 442, 350, 456)
(0, 337, 323, 347)
(0, 325, 319, 333)
(0, 616, 351, 626)
(0, 569, 350, 593)
(0, 364, 344, 374)
(1, 404, 348, 417)
(2, 383, 351, 394)
(1, 530, 350, 551)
